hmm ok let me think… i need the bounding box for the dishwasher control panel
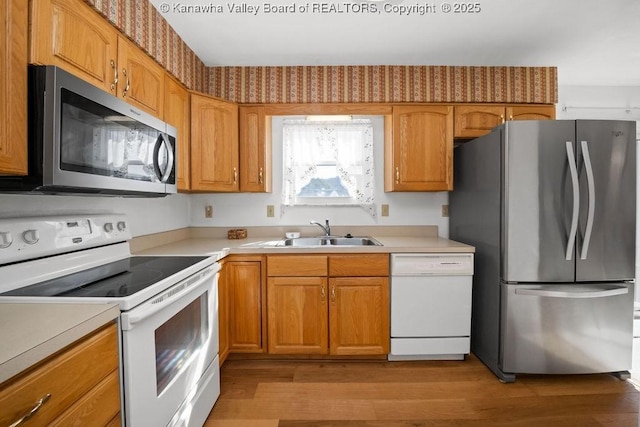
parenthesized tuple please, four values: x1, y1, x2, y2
(391, 253, 474, 276)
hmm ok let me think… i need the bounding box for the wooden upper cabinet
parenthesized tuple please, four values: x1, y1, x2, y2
(454, 104, 556, 139)
(164, 75, 190, 191)
(190, 93, 239, 192)
(30, 0, 119, 95)
(507, 105, 556, 121)
(386, 105, 453, 192)
(454, 105, 505, 139)
(116, 35, 164, 118)
(0, 0, 28, 175)
(239, 106, 271, 192)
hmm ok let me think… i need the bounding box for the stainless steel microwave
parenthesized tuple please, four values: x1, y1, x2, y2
(0, 65, 177, 196)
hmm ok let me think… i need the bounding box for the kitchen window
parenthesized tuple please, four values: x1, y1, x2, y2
(282, 116, 375, 215)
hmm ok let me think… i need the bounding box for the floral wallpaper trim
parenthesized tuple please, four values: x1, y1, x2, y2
(84, 0, 207, 92)
(210, 66, 558, 104)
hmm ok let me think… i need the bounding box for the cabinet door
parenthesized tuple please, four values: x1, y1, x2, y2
(190, 93, 239, 192)
(30, 0, 119, 94)
(164, 75, 190, 191)
(227, 260, 264, 352)
(267, 277, 328, 354)
(0, 0, 28, 175)
(387, 105, 453, 191)
(454, 105, 505, 139)
(506, 105, 556, 121)
(329, 277, 390, 355)
(116, 36, 164, 118)
(239, 106, 271, 192)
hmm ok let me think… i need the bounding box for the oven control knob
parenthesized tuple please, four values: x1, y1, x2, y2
(117, 221, 127, 232)
(104, 222, 114, 233)
(22, 229, 40, 245)
(0, 231, 12, 248)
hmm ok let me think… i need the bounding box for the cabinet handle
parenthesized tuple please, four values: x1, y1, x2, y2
(320, 285, 325, 301)
(233, 167, 238, 184)
(395, 167, 399, 184)
(122, 68, 130, 98)
(9, 394, 51, 427)
(258, 167, 263, 184)
(331, 286, 336, 302)
(500, 114, 505, 124)
(109, 59, 118, 92)
(509, 114, 514, 120)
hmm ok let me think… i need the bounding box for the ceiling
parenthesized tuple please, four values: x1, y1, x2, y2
(150, 0, 640, 86)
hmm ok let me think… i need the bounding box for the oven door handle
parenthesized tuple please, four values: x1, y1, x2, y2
(121, 264, 219, 330)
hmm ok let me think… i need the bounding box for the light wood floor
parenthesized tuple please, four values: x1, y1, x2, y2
(204, 354, 640, 427)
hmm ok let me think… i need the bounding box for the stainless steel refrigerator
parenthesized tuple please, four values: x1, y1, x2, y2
(449, 120, 636, 382)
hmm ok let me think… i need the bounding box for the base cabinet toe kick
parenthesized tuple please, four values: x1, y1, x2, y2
(388, 253, 474, 361)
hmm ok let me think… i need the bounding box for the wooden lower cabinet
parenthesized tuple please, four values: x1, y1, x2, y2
(0, 322, 121, 427)
(266, 254, 389, 356)
(267, 276, 328, 354)
(222, 255, 266, 354)
(329, 277, 389, 355)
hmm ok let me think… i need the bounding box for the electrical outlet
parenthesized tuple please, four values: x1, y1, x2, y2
(204, 205, 213, 218)
(381, 204, 390, 217)
(267, 205, 275, 217)
(442, 204, 449, 217)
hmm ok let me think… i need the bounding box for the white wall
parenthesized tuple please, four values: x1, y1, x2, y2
(0, 193, 190, 237)
(189, 115, 450, 236)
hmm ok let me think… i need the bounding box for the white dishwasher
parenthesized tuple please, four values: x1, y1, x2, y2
(389, 253, 474, 361)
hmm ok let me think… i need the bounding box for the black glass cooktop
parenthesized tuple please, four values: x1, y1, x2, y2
(1, 256, 209, 298)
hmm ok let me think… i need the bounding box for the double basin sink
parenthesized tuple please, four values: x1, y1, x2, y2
(276, 236, 382, 247)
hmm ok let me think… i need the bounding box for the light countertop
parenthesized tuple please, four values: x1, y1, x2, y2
(134, 234, 475, 257)
(0, 303, 120, 385)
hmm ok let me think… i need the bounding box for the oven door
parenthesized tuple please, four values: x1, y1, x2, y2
(120, 263, 220, 427)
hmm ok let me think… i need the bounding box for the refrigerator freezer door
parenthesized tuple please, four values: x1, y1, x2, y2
(501, 283, 634, 374)
(503, 121, 577, 282)
(575, 120, 636, 282)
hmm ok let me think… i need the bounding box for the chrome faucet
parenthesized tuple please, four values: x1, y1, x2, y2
(310, 219, 331, 236)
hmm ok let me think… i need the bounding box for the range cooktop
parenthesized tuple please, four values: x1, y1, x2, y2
(1, 256, 209, 298)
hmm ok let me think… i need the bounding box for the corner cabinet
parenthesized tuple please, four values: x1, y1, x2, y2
(385, 105, 454, 192)
(0, 0, 28, 175)
(266, 254, 389, 356)
(190, 93, 239, 192)
(454, 104, 556, 139)
(239, 106, 271, 192)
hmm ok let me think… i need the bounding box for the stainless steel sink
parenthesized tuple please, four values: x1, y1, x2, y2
(276, 236, 382, 247)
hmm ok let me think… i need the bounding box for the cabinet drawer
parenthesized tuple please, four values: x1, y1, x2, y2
(0, 323, 119, 427)
(329, 254, 389, 277)
(268, 255, 327, 276)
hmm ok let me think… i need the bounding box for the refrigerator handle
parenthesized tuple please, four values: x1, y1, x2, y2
(515, 286, 628, 299)
(565, 141, 580, 261)
(580, 140, 596, 260)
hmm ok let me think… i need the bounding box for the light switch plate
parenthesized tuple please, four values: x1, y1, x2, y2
(267, 205, 275, 217)
(381, 204, 389, 217)
(204, 205, 213, 218)
(442, 204, 449, 217)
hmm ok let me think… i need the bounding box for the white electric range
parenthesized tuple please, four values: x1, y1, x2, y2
(0, 214, 223, 427)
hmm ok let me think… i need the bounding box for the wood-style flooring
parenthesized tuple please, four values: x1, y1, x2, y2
(205, 354, 640, 427)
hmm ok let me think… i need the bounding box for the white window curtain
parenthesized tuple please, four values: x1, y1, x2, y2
(282, 119, 376, 217)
